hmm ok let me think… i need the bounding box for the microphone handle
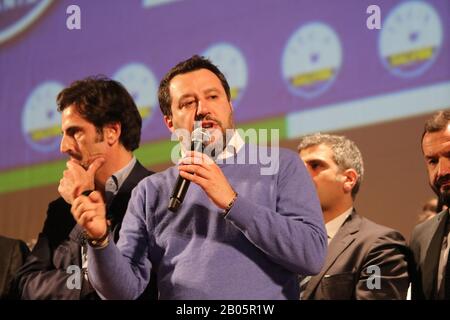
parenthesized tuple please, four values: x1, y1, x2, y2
(168, 140, 204, 212)
(168, 176, 191, 211)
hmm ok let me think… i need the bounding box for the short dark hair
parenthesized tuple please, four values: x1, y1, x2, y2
(158, 55, 231, 117)
(422, 110, 450, 138)
(57, 76, 142, 151)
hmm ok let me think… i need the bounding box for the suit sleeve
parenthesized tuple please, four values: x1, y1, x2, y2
(1, 240, 29, 299)
(15, 200, 94, 300)
(408, 225, 425, 300)
(355, 231, 411, 299)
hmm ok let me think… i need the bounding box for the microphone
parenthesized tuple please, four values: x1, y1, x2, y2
(168, 127, 211, 212)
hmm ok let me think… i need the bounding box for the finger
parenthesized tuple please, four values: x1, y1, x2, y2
(80, 208, 102, 222)
(179, 170, 208, 188)
(72, 199, 100, 223)
(66, 160, 82, 172)
(189, 151, 215, 164)
(78, 209, 98, 226)
(87, 157, 105, 176)
(180, 154, 214, 166)
(71, 203, 84, 221)
(88, 191, 104, 204)
(72, 201, 88, 220)
(178, 164, 209, 178)
(63, 169, 72, 178)
(71, 195, 89, 213)
(80, 201, 99, 214)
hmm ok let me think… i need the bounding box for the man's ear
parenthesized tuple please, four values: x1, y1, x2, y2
(341, 169, 358, 194)
(164, 115, 174, 133)
(104, 122, 121, 145)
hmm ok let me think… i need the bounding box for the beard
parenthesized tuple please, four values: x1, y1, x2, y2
(202, 127, 236, 160)
(195, 113, 234, 159)
(433, 174, 450, 208)
(438, 188, 450, 208)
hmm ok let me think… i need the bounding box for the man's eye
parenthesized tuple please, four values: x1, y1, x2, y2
(309, 162, 320, 170)
(182, 100, 196, 108)
(208, 95, 218, 100)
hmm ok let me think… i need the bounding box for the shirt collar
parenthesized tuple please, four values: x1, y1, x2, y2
(216, 130, 244, 161)
(104, 156, 136, 196)
(180, 130, 245, 161)
(326, 206, 353, 243)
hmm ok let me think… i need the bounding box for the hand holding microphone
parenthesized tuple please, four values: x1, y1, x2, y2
(168, 127, 211, 212)
(169, 127, 237, 212)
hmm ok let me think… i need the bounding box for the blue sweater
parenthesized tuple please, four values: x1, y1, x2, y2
(88, 144, 327, 299)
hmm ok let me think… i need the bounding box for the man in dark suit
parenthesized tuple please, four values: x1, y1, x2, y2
(0, 235, 29, 299)
(298, 133, 410, 299)
(410, 110, 450, 300)
(15, 76, 154, 299)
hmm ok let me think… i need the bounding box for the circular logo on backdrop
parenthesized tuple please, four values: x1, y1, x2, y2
(0, 0, 53, 45)
(379, 1, 443, 78)
(113, 63, 158, 127)
(282, 22, 343, 99)
(203, 43, 248, 107)
(21, 81, 64, 152)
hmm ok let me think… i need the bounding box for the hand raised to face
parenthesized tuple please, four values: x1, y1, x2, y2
(58, 157, 105, 204)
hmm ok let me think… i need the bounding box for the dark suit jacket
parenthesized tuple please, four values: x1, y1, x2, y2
(0, 236, 29, 299)
(15, 161, 154, 300)
(301, 211, 410, 300)
(409, 208, 449, 300)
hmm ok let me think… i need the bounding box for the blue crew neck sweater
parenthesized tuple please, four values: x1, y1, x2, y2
(88, 144, 327, 299)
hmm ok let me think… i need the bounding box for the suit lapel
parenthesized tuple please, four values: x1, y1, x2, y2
(422, 210, 448, 299)
(302, 211, 360, 299)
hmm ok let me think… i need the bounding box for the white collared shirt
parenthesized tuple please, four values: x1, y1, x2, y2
(104, 156, 136, 205)
(216, 130, 245, 161)
(180, 129, 245, 161)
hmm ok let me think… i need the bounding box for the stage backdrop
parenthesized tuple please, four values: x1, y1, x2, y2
(0, 0, 449, 241)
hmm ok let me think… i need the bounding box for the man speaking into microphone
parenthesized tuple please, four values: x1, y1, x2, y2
(168, 125, 211, 212)
(70, 55, 327, 299)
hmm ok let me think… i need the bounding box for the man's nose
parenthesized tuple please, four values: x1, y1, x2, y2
(195, 99, 211, 119)
(60, 135, 72, 154)
(437, 157, 450, 177)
